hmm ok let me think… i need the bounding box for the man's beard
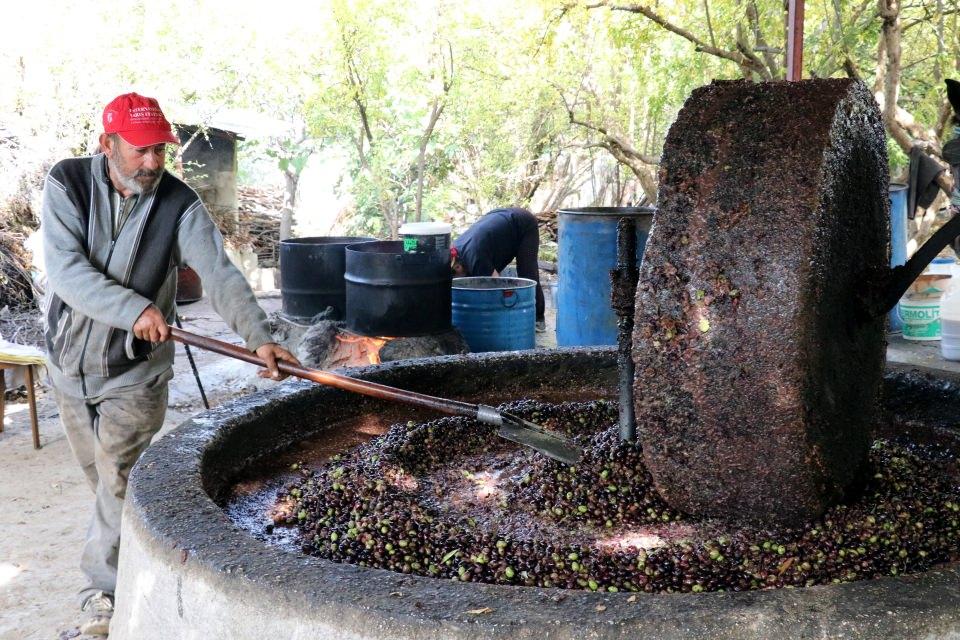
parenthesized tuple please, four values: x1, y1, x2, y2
(108, 151, 162, 195)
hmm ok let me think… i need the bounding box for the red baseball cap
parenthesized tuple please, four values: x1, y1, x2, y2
(102, 92, 179, 147)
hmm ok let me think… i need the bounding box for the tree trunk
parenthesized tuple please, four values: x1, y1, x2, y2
(415, 99, 444, 222)
(280, 169, 299, 241)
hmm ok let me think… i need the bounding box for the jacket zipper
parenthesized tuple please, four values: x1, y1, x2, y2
(78, 238, 118, 397)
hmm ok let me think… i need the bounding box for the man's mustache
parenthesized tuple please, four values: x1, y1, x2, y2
(135, 169, 160, 179)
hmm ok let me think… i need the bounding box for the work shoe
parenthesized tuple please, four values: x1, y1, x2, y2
(535, 319, 547, 333)
(80, 591, 114, 636)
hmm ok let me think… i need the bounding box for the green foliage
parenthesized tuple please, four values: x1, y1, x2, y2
(887, 138, 910, 173)
(3, 0, 959, 235)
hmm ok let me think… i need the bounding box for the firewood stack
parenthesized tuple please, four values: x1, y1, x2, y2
(536, 210, 558, 242)
(237, 185, 284, 267)
(0, 230, 35, 311)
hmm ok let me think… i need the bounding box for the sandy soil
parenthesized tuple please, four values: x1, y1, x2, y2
(0, 293, 286, 640)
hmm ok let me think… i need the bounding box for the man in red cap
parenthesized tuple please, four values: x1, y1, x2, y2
(41, 93, 300, 636)
(99, 92, 180, 195)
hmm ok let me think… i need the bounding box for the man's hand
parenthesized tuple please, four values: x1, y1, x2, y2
(133, 305, 170, 343)
(255, 343, 300, 380)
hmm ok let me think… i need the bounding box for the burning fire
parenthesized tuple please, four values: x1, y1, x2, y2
(334, 332, 392, 365)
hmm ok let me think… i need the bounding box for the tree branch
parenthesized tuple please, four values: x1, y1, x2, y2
(703, 0, 717, 49)
(880, 0, 903, 138)
(876, 0, 954, 195)
(735, 23, 771, 80)
(873, 35, 887, 95)
(337, 23, 374, 147)
(414, 40, 454, 221)
(584, 0, 768, 77)
(535, 5, 573, 58)
(903, 8, 959, 31)
(555, 84, 659, 199)
(842, 57, 861, 79)
(556, 87, 659, 164)
(746, 0, 780, 78)
(937, 99, 954, 141)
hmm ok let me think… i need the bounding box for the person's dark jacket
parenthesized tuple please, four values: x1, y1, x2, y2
(453, 207, 545, 320)
(454, 208, 538, 275)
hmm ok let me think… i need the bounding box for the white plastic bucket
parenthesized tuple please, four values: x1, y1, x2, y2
(899, 296, 941, 340)
(929, 257, 956, 275)
(899, 274, 949, 341)
(399, 222, 452, 255)
(941, 317, 960, 359)
(940, 265, 960, 359)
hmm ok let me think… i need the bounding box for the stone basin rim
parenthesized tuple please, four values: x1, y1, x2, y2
(121, 348, 960, 639)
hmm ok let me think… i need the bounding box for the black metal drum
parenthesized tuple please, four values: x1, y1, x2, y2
(279, 236, 374, 322)
(345, 240, 451, 337)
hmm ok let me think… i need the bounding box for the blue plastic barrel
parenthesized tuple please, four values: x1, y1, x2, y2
(452, 277, 536, 352)
(889, 183, 908, 333)
(556, 207, 655, 346)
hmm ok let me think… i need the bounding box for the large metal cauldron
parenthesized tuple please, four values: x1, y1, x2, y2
(345, 240, 451, 337)
(279, 236, 374, 322)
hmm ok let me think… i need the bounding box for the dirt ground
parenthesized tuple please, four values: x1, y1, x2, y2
(0, 293, 289, 640)
(0, 285, 561, 640)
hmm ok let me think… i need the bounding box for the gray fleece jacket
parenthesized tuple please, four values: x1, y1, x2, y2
(42, 153, 274, 398)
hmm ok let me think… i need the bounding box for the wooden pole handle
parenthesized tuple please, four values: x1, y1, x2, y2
(167, 326, 477, 417)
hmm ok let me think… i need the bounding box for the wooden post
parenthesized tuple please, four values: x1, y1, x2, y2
(26, 365, 40, 449)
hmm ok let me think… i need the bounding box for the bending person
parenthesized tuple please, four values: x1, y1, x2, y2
(451, 207, 546, 332)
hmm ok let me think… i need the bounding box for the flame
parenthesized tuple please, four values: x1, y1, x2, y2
(334, 332, 392, 365)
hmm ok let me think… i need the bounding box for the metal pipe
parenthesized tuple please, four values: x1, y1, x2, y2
(611, 217, 638, 442)
(786, 0, 805, 81)
(175, 312, 210, 410)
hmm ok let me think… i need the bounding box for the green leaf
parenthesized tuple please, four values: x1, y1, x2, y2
(442, 549, 460, 564)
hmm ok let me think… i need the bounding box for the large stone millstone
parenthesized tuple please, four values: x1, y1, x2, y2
(633, 79, 889, 527)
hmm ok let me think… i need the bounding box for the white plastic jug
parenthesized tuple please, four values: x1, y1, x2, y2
(941, 265, 960, 360)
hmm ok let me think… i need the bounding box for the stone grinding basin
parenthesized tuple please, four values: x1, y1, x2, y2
(112, 349, 960, 639)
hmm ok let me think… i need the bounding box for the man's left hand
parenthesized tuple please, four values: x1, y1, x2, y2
(255, 343, 300, 380)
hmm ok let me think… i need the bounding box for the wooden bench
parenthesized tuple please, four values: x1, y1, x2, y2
(0, 362, 40, 449)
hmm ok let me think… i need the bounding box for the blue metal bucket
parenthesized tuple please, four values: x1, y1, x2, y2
(888, 183, 908, 333)
(556, 207, 655, 346)
(452, 277, 536, 352)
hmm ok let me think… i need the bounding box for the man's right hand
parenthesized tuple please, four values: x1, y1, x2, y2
(133, 304, 170, 343)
